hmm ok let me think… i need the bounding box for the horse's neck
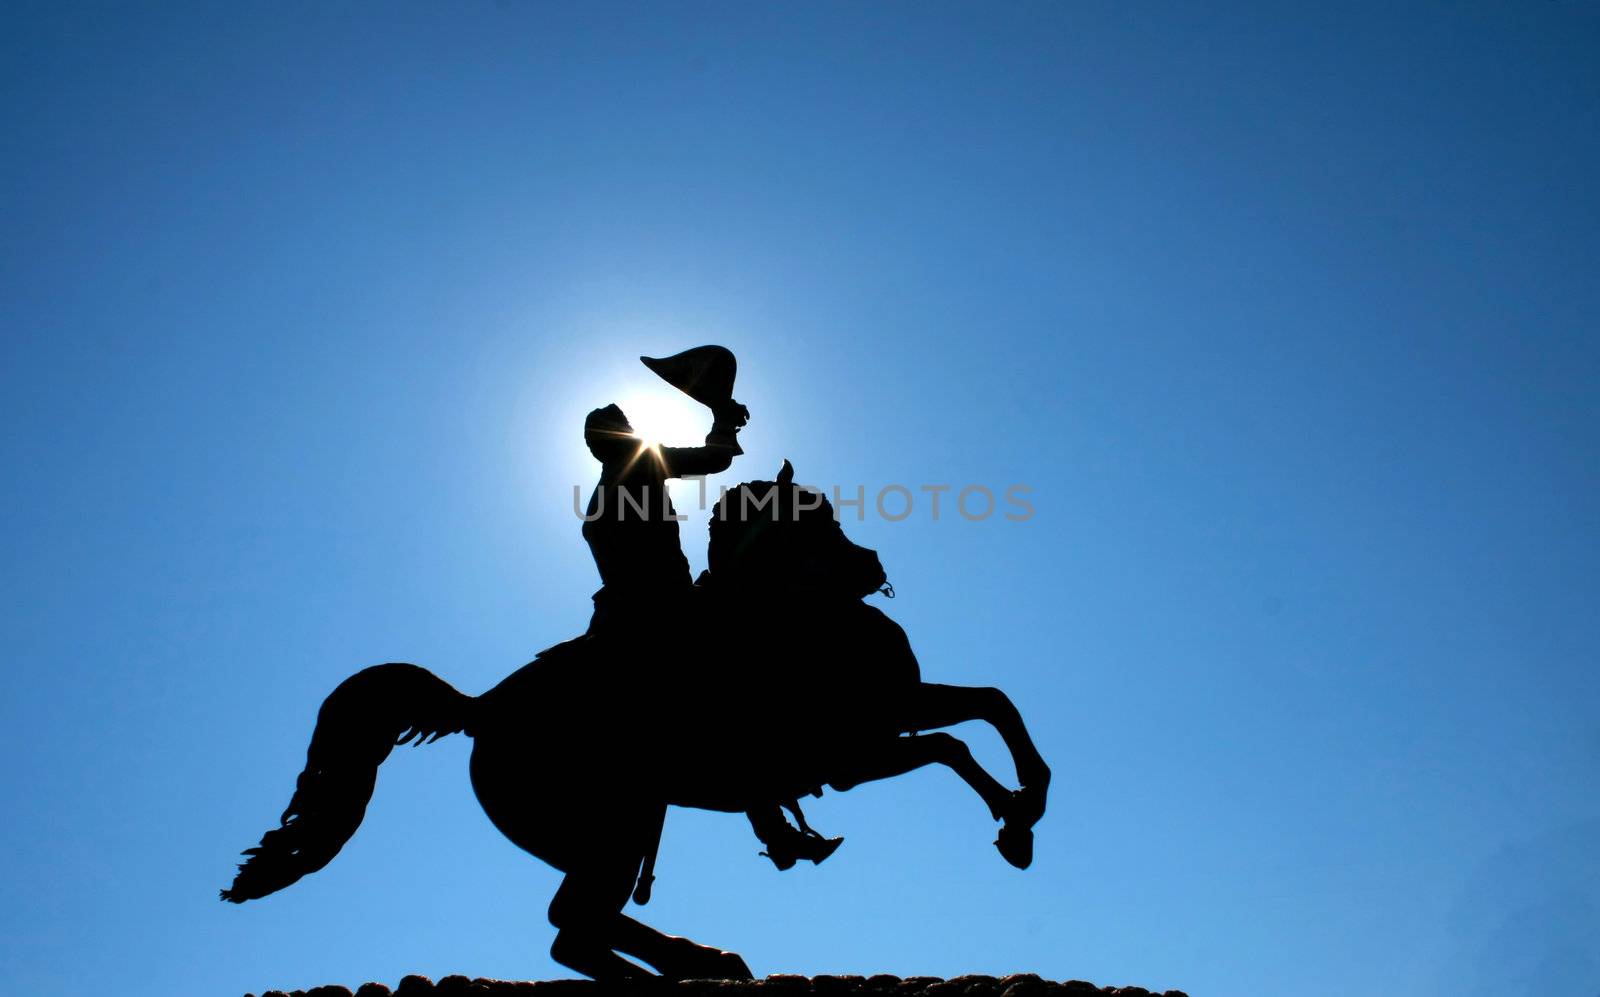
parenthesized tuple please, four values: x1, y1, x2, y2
(711, 580, 862, 633)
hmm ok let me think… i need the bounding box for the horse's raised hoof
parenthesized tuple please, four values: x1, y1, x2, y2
(1005, 786, 1047, 829)
(995, 824, 1034, 869)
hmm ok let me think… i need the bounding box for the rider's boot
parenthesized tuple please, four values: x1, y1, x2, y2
(748, 804, 843, 871)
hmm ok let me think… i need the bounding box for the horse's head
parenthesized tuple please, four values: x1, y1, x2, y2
(708, 460, 888, 601)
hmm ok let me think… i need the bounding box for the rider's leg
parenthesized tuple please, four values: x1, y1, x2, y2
(782, 798, 823, 836)
(746, 804, 842, 871)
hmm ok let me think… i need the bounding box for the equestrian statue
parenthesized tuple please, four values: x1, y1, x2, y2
(222, 347, 1051, 981)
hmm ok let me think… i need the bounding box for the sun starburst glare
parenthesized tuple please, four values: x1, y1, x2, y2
(615, 388, 711, 449)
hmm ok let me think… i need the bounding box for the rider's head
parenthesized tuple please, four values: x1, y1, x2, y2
(584, 404, 637, 463)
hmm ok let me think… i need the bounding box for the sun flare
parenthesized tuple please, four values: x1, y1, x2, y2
(614, 388, 711, 448)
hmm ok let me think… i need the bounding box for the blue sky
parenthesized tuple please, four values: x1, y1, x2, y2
(3, 2, 1597, 995)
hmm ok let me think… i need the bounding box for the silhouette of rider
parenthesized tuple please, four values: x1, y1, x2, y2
(580, 387, 839, 872)
(580, 401, 743, 633)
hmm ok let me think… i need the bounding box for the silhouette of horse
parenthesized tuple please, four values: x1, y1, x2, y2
(223, 461, 1050, 980)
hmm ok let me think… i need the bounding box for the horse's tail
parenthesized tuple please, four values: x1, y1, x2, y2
(221, 663, 473, 903)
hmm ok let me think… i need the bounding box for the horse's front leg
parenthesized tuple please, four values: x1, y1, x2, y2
(906, 683, 1051, 787)
(908, 684, 1056, 803)
(827, 732, 1035, 868)
(830, 731, 1009, 815)
(900, 682, 1051, 867)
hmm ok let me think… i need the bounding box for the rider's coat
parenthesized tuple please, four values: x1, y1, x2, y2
(582, 412, 739, 632)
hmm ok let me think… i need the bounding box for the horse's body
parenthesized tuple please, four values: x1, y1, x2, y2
(225, 468, 1050, 980)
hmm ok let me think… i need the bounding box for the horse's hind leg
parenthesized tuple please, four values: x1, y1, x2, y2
(547, 861, 652, 980)
(611, 914, 753, 980)
(546, 831, 753, 981)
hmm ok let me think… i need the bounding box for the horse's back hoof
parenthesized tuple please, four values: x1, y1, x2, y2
(716, 952, 754, 980)
(995, 825, 1034, 869)
(662, 938, 754, 981)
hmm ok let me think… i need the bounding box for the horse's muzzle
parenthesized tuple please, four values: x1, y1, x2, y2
(850, 549, 888, 600)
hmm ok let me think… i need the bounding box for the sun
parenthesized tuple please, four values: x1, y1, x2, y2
(614, 387, 711, 448)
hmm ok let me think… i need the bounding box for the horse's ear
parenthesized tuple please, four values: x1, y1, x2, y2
(777, 459, 794, 485)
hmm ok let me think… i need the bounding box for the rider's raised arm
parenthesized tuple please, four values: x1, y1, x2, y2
(659, 402, 748, 479)
(659, 436, 738, 478)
